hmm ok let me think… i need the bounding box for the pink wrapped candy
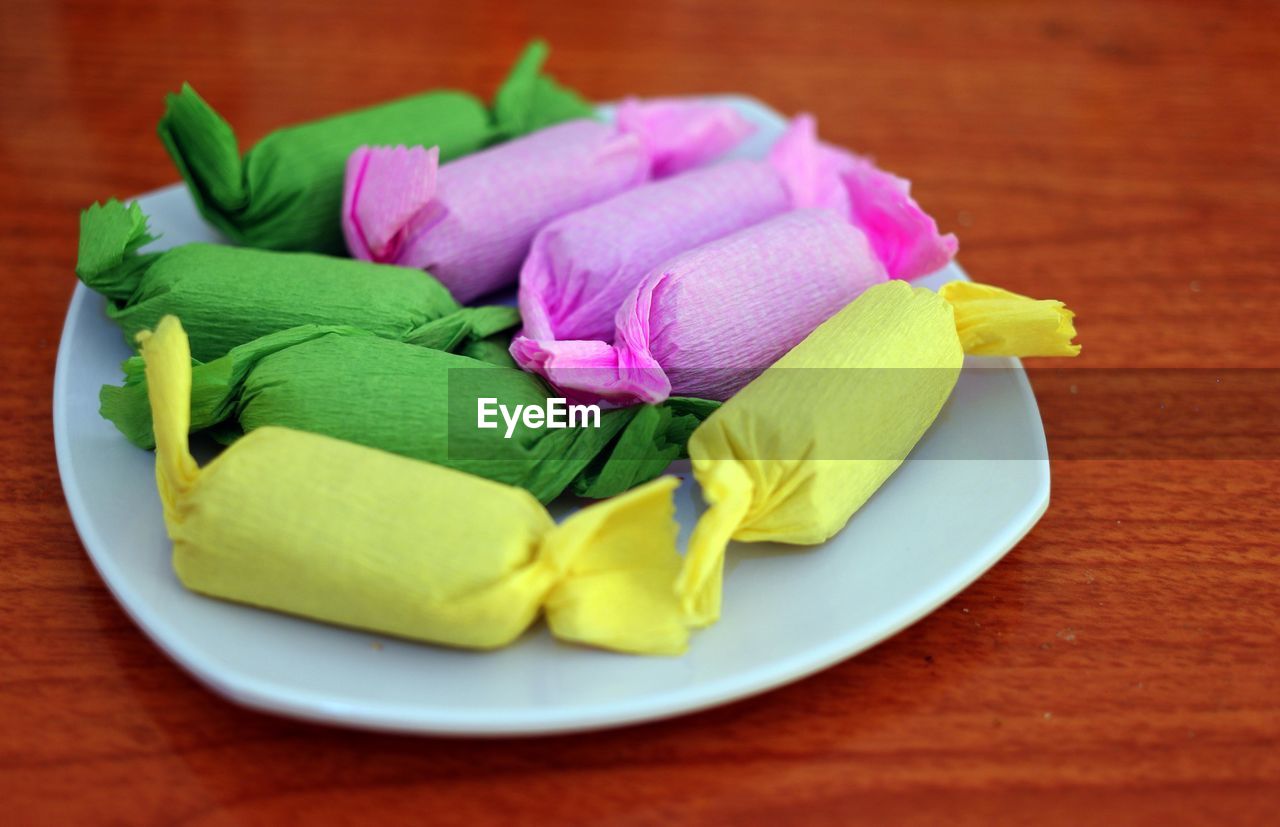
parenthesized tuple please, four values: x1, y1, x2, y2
(518, 115, 854, 344)
(511, 165, 958, 404)
(343, 100, 752, 302)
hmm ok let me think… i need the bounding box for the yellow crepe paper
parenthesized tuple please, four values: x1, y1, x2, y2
(676, 280, 1080, 625)
(939, 281, 1081, 357)
(139, 316, 688, 654)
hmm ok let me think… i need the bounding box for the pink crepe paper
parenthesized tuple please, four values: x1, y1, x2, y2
(510, 130, 959, 406)
(511, 209, 891, 405)
(343, 100, 753, 303)
(518, 115, 854, 344)
(843, 155, 959, 281)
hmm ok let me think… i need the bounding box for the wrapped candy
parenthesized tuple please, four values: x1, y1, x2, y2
(513, 192, 955, 405)
(77, 200, 516, 362)
(101, 324, 718, 503)
(676, 279, 1081, 625)
(343, 98, 753, 302)
(135, 316, 690, 653)
(159, 41, 591, 254)
(517, 115, 856, 344)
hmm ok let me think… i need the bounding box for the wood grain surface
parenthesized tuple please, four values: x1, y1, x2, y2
(2, 1, 1278, 824)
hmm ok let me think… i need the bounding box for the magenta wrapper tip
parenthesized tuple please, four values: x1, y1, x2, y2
(343, 145, 441, 263)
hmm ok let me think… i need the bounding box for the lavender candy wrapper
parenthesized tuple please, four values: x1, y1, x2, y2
(512, 209, 895, 405)
(511, 126, 960, 405)
(343, 99, 753, 303)
(517, 115, 856, 344)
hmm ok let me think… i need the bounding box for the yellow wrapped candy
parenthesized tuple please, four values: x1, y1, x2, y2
(677, 280, 1080, 625)
(139, 316, 688, 654)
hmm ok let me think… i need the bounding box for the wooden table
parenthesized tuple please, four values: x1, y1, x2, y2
(3, 1, 1277, 823)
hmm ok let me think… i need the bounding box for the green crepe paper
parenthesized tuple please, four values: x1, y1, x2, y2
(76, 200, 518, 363)
(99, 325, 720, 503)
(456, 331, 521, 369)
(158, 40, 594, 254)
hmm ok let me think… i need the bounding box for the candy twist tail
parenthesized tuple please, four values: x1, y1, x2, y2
(135, 318, 201, 528)
(940, 281, 1081, 357)
(675, 459, 753, 626)
(840, 160, 959, 281)
(570, 397, 722, 500)
(76, 200, 160, 302)
(614, 97, 755, 179)
(157, 85, 247, 243)
(102, 324, 373, 450)
(404, 305, 522, 352)
(540, 476, 688, 653)
(490, 39, 596, 140)
(343, 145, 440, 264)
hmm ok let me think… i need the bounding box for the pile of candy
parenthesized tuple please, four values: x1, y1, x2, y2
(79, 41, 1079, 655)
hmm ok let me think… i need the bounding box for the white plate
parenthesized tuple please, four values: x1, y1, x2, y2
(53, 97, 1050, 735)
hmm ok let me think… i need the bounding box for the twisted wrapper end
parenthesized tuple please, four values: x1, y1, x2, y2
(675, 459, 753, 627)
(509, 334, 673, 408)
(840, 158, 959, 281)
(490, 39, 597, 140)
(940, 281, 1081, 357)
(542, 476, 689, 654)
(767, 114, 958, 281)
(614, 97, 755, 178)
(136, 317, 201, 529)
(768, 114, 854, 215)
(156, 84, 248, 242)
(343, 144, 441, 263)
(76, 200, 160, 303)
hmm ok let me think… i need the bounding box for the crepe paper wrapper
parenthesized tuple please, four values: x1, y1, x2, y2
(343, 100, 754, 303)
(513, 208, 895, 405)
(157, 41, 591, 254)
(77, 200, 517, 363)
(842, 155, 958, 282)
(515, 115, 956, 348)
(940, 281, 1082, 357)
(511, 153, 958, 405)
(516, 115, 823, 343)
(135, 317, 690, 654)
(676, 280, 1082, 625)
(101, 324, 719, 504)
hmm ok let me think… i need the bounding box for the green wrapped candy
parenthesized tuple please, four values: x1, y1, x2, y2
(76, 200, 518, 363)
(100, 325, 718, 503)
(158, 40, 593, 253)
